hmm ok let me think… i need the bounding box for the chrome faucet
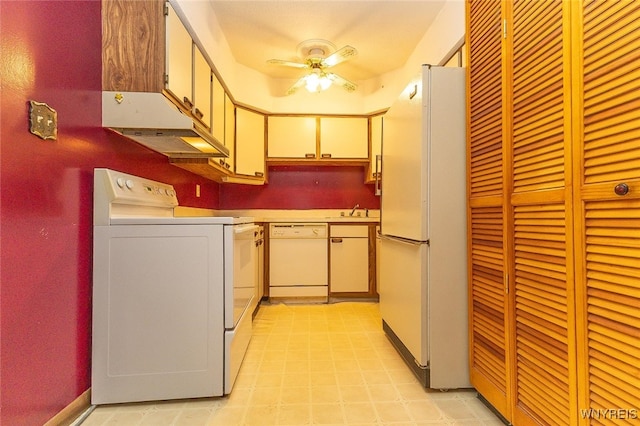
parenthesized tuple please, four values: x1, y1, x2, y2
(349, 203, 360, 216)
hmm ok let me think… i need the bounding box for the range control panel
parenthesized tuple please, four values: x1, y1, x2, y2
(98, 168, 179, 208)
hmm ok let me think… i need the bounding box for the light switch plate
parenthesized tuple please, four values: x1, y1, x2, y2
(29, 100, 57, 140)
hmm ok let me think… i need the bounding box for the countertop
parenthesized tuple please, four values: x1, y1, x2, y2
(174, 207, 380, 224)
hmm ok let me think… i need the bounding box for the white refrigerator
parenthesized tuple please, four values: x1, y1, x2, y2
(379, 65, 470, 389)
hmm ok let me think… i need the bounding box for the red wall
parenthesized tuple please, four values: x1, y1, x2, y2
(221, 166, 380, 209)
(0, 2, 379, 424)
(0, 2, 219, 425)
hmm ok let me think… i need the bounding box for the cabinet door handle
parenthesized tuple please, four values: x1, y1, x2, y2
(183, 97, 194, 109)
(194, 107, 204, 119)
(321, 153, 332, 159)
(305, 153, 315, 158)
(255, 171, 264, 177)
(331, 238, 343, 243)
(614, 183, 630, 196)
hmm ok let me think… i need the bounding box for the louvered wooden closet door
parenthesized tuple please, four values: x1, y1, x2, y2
(467, 0, 510, 418)
(577, 1, 640, 423)
(510, 0, 578, 424)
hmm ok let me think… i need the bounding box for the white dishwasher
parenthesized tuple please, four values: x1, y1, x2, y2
(269, 223, 328, 301)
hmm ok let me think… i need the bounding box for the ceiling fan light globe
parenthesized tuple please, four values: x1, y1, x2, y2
(319, 76, 333, 90)
(305, 73, 320, 92)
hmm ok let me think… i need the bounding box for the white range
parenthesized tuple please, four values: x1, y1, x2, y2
(92, 168, 256, 404)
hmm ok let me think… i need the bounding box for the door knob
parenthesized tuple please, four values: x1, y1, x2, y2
(614, 183, 630, 196)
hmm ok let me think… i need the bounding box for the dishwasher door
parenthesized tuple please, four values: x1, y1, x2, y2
(269, 223, 328, 299)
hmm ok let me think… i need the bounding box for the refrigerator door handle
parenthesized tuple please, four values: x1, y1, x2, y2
(379, 233, 429, 246)
(375, 154, 382, 196)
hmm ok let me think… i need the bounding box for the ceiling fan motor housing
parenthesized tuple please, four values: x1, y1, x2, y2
(297, 39, 336, 60)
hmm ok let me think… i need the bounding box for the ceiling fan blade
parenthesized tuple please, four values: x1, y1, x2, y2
(327, 73, 357, 92)
(321, 45, 358, 67)
(286, 76, 307, 95)
(267, 59, 309, 69)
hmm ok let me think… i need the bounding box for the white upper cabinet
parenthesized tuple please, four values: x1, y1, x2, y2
(266, 116, 369, 161)
(212, 74, 225, 144)
(319, 117, 368, 159)
(369, 114, 383, 182)
(235, 107, 265, 178)
(223, 94, 235, 171)
(193, 45, 212, 128)
(165, 3, 192, 109)
(267, 116, 317, 158)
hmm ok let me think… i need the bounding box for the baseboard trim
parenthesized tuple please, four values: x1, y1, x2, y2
(44, 388, 91, 426)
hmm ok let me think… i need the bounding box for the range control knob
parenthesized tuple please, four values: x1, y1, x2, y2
(125, 179, 134, 190)
(614, 183, 630, 196)
(116, 177, 125, 188)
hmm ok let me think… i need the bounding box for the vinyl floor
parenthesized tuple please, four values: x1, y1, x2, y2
(80, 301, 505, 425)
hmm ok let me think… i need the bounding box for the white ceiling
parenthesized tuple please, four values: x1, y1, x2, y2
(208, 1, 448, 87)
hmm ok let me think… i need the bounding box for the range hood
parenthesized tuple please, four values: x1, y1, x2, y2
(102, 91, 229, 158)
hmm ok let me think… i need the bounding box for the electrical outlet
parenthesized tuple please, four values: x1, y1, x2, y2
(196, 184, 201, 197)
(29, 100, 57, 140)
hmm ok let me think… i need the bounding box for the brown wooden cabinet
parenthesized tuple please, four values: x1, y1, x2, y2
(102, 0, 256, 183)
(467, 1, 640, 424)
(102, 0, 165, 93)
(102, 1, 375, 183)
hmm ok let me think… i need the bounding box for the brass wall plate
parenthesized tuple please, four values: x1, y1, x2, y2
(29, 100, 57, 140)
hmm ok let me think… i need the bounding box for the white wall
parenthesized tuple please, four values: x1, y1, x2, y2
(172, 0, 464, 115)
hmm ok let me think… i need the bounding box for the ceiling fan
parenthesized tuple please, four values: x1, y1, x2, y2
(267, 39, 358, 95)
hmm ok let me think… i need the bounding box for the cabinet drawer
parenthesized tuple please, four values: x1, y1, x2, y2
(330, 225, 369, 238)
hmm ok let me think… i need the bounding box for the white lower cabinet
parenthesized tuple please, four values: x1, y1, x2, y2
(329, 225, 369, 293)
